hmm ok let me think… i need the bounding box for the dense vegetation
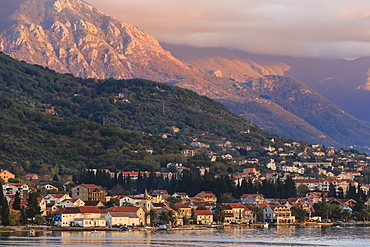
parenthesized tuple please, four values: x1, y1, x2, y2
(0, 98, 188, 175)
(0, 52, 298, 176)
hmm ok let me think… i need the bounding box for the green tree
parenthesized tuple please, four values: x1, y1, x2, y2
(159, 210, 175, 225)
(0, 183, 10, 226)
(9, 209, 21, 226)
(297, 184, 310, 195)
(291, 206, 307, 222)
(13, 191, 21, 210)
(213, 204, 225, 223)
(252, 206, 263, 223)
(34, 214, 46, 225)
(26, 192, 42, 220)
(19, 208, 28, 225)
(328, 183, 336, 198)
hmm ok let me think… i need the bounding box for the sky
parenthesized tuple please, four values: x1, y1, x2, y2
(86, 0, 370, 59)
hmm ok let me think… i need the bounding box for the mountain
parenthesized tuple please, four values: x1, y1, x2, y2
(1, 0, 370, 150)
(162, 43, 370, 150)
(0, 50, 289, 148)
(0, 51, 307, 174)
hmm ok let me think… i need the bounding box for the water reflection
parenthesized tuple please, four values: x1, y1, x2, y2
(0, 226, 369, 246)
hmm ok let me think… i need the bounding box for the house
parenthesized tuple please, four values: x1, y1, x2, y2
(70, 184, 106, 202)
(54, 206, 106, 227)
(152, 190, 170, 199)
(240, 194, 265, 205)
(226, 203, 249, 223)
(37, 197, 47, 216)
(263, 205, 295, 224)
(172, 192, 190, 200)
(118, 195, 141, 206)
(360, 185, 370, 195)
(0, 169, 15, 183)
(44, 194, 72, 204)
(194, 191, 217, 203)
(38, 183, 59, 192)
(188, 201, 211, 210)
(193, 210, 213, 224)
(84, 201, 105, 208)
(2, 183, 29, 198)
(174, 203, 192, 219)
(23, 174, 39, 181)
(105, 211, 140, 227)
(107, 206, 147, 225)
(59, 199, 85, 208)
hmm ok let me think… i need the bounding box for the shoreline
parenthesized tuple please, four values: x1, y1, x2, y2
(1, 221, 369, 233)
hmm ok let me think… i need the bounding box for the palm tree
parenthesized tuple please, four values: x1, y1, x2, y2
(149, 209, 157, 226)
(252, 206, 263, 223)
(159, 210, 175, 225)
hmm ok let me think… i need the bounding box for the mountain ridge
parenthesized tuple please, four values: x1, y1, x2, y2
(1, 0, 370, 150)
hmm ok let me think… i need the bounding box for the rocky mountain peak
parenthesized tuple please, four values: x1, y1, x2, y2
(0, 0, 188, 80)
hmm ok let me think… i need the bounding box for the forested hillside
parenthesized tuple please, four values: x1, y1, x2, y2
(0, 52, 297, 176)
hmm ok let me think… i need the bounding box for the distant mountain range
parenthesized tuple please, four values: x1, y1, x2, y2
(1, 0, 370, 151)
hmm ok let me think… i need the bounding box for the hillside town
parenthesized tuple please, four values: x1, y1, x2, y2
(1, 141, 370, 228)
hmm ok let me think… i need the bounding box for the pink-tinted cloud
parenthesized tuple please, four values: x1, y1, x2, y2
(86, 0, 370, 59)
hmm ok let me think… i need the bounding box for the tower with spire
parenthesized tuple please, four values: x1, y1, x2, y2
(141, 188, 151, 225)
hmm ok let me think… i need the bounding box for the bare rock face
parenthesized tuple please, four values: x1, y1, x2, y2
(0, 0, 189, 80)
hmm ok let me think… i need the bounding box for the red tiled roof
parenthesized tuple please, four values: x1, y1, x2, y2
(24, 174, 38, 178)
(194, 210, 213, 216)
(79, 184, 103, 189)
(174, 203, 191, 208)
(56, 206, 105, 214)
(240, 194, 260, 198)
(228, 203, 245, 208)
(107, 206, 140, 212)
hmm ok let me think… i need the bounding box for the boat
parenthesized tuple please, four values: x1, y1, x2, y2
(91, 230, 100, 233)
(158, 225, 168, 230)
(258, 222, 269, 229)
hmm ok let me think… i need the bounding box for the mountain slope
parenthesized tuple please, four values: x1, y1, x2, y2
(0, 51, 289, 151)
(1, 0, 369, 149)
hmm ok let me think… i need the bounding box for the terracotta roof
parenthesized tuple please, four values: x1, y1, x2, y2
(56, 206, 106, 214)
(79, 184, 103, 189)
(107, 206, 140, 212)
(173, 192, 189, 197)
(196, 193, 217, 198)
(240, 194, 260, 198)
(174, 203, 191, 208)
(228, 203, 245, 208)
(192, 201, 211, 206)
(194, 210, 213, 216)
(162, 206, 177, 213)
(48, 194, 67, 198)
(24, 174, 38, 178)
(108, 212, 139, 218)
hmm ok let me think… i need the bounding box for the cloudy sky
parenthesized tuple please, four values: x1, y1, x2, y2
(86, 0, 370, 59)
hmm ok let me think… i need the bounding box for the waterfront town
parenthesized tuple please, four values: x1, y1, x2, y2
(1, 141, 370, 229)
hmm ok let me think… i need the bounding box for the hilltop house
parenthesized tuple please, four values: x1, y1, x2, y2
(0, 169, 15, 183)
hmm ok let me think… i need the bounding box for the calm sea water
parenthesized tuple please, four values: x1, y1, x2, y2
(0, 226, 369, 247)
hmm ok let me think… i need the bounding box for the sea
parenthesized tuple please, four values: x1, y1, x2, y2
(1, 225, 369, 247)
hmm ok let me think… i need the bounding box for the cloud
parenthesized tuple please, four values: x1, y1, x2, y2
(86, 0, 370, 59)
